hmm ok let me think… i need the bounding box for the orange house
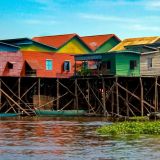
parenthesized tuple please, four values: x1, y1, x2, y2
(22, 51, 75, 78)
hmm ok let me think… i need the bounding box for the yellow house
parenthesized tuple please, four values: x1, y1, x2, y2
(0, 38, 56, 52)
(110, 36, 160, 51)
(33, 33, 92, 54)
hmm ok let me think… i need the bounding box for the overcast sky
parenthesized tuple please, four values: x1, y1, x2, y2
(0, 0, 160, 40)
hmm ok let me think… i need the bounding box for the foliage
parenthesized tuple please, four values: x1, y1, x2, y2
(97, 121, 160, 136)
(78, 67, 92, 76)
(129, 116, 149, 121)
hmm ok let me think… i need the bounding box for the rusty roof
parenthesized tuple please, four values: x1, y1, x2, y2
(110, 36, 160, 51)
(81, 34, 121, 51)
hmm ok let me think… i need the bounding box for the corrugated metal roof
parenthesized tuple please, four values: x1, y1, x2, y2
(33, 34, 77, 48)
(81, 34, 121, 51)
(110, 36, 160, 51)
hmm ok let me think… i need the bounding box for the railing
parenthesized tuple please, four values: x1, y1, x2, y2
(56, 73, 74, 78)
(26, 71, 36, 77)
(76, 69, 113, 77)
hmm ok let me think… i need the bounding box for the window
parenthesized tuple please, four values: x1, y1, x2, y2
(64, 61, 70, 71)
(147, 58, 152, 69)
(46, 60, 53, 70)
(7, 62, 13, 69)
(130, 60, 137, 70)
(82, 61, 88, 69)
(106, 61, 111, 69)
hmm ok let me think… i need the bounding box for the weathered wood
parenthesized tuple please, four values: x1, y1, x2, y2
(38, 78, 41, 107)
(117, 82, 155, 110)
(1, 79, 35, 114)
(0, 88, 29, 115)
(57, 78, 60, 110)
(58, 80, 75, 96)
(74, 79, 78, 110)
(77, 83, 96, 114)
(37, 92, 68, 109)
(5, 98, 17, 113)
(87, 79, 90, 112)
(89, 84, 103, 108)
(140, 77, 144, 116)
(21, 81, 37, 99)
(155, 77, 158, 112)
(116, 77, 119, 115)
(60, 99, 73, 111)
(102, 77, 107, 116)
(126, 83, 129, 116)
(118, 94, 137, 116)
(119, 93, 141, 114)
(111, 88, 114, 116)
(18, 78, 21, 113)
(140, 51, 160, 76)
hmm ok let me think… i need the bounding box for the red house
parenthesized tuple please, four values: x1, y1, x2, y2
(22, 51, 75, 78)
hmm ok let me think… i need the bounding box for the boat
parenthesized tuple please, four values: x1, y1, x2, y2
(35, 109, 87, 117)
(0, 113, 19, 117)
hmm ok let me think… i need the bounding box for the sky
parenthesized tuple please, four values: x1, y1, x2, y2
(0, 0, 160, 40)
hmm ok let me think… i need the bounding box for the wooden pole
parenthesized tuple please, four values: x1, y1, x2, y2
(74, 78, 78, 110)
(116, 77, 119, 115)
(38, 78, 41, 107)
(140, 77, 144, 116)
(0, 88, 30, 115)
(102, 77, 106, 116)
(155, 76, 158, 112)
(126, 82, 129, 117)
(117, 82, 154, 109)
(111, 87, 114, 116)
(57, 78, 60, 110)
(87, 79, 90, 112)
(18, 78, 21, 114)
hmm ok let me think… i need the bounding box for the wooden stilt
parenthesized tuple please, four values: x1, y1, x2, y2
(116, 77, 119, 115)
(117, 82, 154, 110)
(18, 78, 21, 114)
(140, 77, 144, 116)
(74, 78, 78, 110)
(0, 88, 30, 115)
(102, 77, 107, 116)
(0, 79, 34, 115)
(21, 81, 37, 99)
(77, 82, 96, 114)
(126, 82, 129, 116)
(111, 87, 114, 116)
(57, 78, 60, 110)
(87, 79, 90, 112)
(155, 76, 158, 112)
(38, 78, 41, 108)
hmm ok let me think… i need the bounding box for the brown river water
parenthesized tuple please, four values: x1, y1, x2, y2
(0, 117, 160, 160)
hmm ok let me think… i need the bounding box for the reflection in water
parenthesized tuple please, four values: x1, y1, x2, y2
(0, 117, 160, 160)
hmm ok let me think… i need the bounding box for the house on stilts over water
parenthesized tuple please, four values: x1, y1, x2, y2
(0, 34, 160, 117)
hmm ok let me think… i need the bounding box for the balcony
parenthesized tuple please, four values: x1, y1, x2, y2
(56, 73, 74, 78)
(25, 70, 36, 77)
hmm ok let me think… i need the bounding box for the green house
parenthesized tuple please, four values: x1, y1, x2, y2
(75, 51, 140, 77)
